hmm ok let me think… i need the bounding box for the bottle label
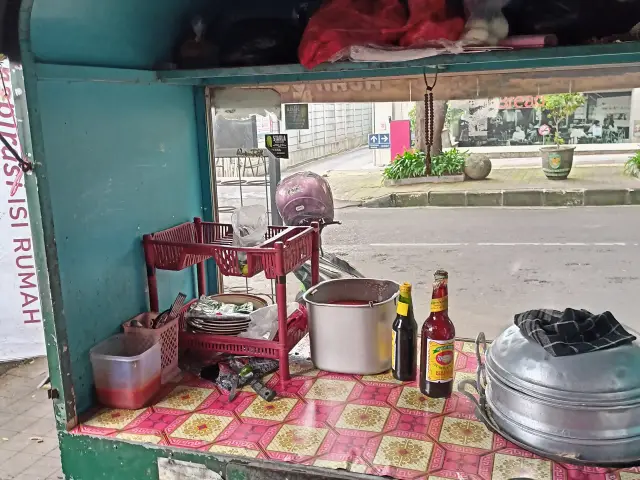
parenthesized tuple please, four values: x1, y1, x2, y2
(391, 331, 396, 370)
(397, 301, 409, 316)
(430, 296, 448, 312)
(426, 339, 454, 383)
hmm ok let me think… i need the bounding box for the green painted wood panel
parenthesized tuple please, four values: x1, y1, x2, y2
(156, 43, 640, 86)
(36, 80, 203, 414)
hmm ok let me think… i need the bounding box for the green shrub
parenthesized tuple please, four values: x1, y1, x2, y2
(431, 148, 468, 176)
(383, 149, 426, 180)
(624, 151, 640, 178)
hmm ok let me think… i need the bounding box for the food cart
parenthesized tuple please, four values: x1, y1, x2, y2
(13, 0, 640, 478)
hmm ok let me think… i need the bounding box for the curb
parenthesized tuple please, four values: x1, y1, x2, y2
(361, 188, 640, 208)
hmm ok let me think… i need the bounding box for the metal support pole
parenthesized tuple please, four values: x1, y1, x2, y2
(267, 151, 282, 226)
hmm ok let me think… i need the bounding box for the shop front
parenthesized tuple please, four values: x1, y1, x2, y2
(451, 90, 635, 147)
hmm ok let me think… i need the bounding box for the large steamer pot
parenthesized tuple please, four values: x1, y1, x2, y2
(459, 327, 640, 466)
(302, 278, 399, 375)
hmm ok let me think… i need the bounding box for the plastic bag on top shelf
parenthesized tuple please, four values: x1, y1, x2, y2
(461, 0, 511, 45)
(503, 0, 640, 45)
(399, 0, 465, 47)
(298, 0, 408, 69)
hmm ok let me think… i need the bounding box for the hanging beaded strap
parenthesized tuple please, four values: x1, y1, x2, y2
(422, 69, 439, 176)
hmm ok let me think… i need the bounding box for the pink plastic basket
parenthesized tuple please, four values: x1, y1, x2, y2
(143, 220, 313, 278)
(122, 312, 180, 384)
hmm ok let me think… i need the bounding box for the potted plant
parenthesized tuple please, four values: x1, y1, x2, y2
(537, 93, 585, 179)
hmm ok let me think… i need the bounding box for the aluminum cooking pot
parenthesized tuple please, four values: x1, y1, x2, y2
(459, 328, 640, 466)
(302, 278, 399, 375)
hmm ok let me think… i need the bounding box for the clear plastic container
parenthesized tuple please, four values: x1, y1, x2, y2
(90, 333, 161, 409)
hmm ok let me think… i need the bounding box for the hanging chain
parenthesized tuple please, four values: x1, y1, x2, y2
(423, 69, 438, 175)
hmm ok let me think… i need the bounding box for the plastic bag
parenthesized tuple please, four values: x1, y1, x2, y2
(298, 0, 408, 69)
(232, 205, 268, 274)
(461, 0, 511, 45)
(400, 0, 465, 47)
(232, 205, 268, 248)
(239, 303, 300, 341)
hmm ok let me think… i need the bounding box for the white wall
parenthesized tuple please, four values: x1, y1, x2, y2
(281, 103, 373, 170)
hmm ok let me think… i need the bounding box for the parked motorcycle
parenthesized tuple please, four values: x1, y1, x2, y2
(275, 171, 364, 292)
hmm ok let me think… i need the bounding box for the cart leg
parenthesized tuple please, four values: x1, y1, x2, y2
(143, 235, 159, 311)
(311, 222, 320, 286)
(196, 262, 206, 297)
(194, 217, 206, 296)
(275, 242, 289, 388)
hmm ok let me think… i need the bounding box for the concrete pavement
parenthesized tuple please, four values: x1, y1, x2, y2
(327, 165, 640, 208)
(323, 205, 640, 340)
(0, 357, 61, 480)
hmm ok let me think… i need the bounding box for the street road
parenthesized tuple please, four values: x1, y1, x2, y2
(321, 206, 640, 340)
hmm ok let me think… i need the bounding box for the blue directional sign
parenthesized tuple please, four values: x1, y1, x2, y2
(368, 133, 391, 149)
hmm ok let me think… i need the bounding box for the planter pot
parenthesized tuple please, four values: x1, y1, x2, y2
(540, 145, 575, 180)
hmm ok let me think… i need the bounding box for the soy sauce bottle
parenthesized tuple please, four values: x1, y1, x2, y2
(391, 282, 417, 381)
(420, 270, 455, 398)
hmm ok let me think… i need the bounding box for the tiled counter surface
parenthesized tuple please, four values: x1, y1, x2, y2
(72, 340, 640, 480)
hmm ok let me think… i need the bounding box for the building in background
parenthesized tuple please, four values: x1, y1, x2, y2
(450, 90, 637, 147)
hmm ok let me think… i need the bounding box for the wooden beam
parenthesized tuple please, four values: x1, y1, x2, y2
(217, 65, 640, 103)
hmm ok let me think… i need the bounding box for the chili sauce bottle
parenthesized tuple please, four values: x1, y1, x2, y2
(391, 282, 417, 381)
(420, 270, 455, 397)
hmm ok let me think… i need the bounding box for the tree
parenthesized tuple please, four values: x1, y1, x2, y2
(538, 93, 585, 146)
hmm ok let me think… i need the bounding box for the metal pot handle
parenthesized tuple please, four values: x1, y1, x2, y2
(475, 332, 487, 398)
(457, 379, 490, 424)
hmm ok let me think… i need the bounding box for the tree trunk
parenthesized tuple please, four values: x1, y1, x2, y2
(414, 100, 448, 173)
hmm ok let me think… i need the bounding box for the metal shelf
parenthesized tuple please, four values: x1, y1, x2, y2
(156, 43, 640, 87)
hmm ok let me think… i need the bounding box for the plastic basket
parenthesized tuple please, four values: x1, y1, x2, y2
(122, 311, 183, 384)
(144, 220, 313, 279)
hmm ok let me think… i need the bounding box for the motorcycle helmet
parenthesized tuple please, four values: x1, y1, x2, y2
(275, 172, 334, 226)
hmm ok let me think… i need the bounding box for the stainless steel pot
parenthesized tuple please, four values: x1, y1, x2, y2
(302, 278, 399, 375)
(459, 328, 640, 466)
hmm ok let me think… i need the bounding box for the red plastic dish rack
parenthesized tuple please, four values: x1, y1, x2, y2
(142, 217, 319, 387)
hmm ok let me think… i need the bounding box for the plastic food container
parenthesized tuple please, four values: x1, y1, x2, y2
(303, 278, 399, 375)
(90, 333, 161, 409)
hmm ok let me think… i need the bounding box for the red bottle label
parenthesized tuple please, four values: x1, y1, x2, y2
(426, 339, 454, 383)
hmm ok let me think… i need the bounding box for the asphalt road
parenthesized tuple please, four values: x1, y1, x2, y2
(321, 206, 640, 340)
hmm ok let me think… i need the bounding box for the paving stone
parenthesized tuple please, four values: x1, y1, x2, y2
(429, 191, 467, 207)
(543, 189, 584, 207)
(503, 190, 544, 207)
(0, 452, 44, 477)
(466, 191, 502, 206)
(584, 188, 629, 206)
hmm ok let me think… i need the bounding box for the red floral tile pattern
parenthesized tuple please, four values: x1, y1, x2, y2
(73, 340, 637, 480)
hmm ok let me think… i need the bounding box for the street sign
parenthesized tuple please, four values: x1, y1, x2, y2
(265, 134, 289, 159)
(538, 124, 551, 136)
(368, 133, 391, 149)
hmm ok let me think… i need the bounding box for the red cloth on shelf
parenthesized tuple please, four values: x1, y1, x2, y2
(298, 0, 408, 69)
(298, 0, 465, 69)
(400, 0, 465, 47)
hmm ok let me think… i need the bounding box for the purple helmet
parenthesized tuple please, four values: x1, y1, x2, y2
(275, 172, 334, 226)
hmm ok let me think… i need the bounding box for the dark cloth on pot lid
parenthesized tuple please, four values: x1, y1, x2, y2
(514, 308, 636, 357)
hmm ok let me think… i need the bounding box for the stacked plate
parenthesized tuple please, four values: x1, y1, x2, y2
(186, 315, 251, 336)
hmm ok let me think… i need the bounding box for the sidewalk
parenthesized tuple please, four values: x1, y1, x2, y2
(326, 165, 640, 208)
(465, 143, 640, 158)
(0, 358, 61, 480)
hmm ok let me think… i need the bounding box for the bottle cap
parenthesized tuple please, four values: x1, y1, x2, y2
(399, 282, 412, 295)
(434, 269, 448, 280)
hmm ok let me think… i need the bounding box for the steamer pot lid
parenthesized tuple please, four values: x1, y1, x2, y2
(486, 325, 640, 403)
